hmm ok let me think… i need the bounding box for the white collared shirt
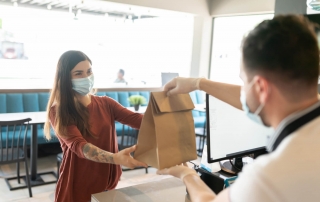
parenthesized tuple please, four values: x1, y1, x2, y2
(229, 102, 320, 202)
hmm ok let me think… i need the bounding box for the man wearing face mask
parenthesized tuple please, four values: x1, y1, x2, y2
(158, 15, 320, 202)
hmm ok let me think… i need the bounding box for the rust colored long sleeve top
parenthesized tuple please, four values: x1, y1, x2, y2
(49, 96, 143, 202)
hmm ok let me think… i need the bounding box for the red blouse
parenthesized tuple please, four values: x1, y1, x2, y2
(49, 96, 143, 202)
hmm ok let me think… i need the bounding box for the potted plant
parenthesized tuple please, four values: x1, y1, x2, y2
(128, 95, 147, 111)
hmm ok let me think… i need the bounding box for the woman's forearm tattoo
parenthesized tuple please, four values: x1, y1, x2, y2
(82, 143, 115, 164)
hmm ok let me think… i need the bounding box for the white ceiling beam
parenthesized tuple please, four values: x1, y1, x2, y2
(29, 0, 41, 5)
(20, 0, 32, 3)
(53, 2, 69, 8)
(37, 0, 53, 5)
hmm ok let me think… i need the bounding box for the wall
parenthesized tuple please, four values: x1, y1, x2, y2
(210, 0, 275, 17)
(190, 16, 212, 78)
(275, 0, 306, 15)
(103, 0, 211, 16)
(190, 16, 204, 77)
(198, 16, 213, 78)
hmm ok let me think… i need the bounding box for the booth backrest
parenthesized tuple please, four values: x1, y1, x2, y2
(95, 91, 150, 107)
(0, 93, 49, 113)
(0, 91, 152, 113)
(189, 90, 205, 117)
(0, 90, 204, 113)
(0, 90, 205, 145)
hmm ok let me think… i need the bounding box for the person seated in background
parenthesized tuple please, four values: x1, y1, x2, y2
(159, 15, 320, 202)
(114, 69, 126, 83)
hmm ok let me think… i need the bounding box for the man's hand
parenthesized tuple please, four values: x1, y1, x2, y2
(163, 77, 203, 96)
(113, 145, 148, 169)
(157, 163, 198, 180)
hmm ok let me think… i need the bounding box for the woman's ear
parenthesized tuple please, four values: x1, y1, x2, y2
(254, 76, 270, 104)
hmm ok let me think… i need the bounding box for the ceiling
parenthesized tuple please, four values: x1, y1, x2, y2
(0, 0, 157, 20)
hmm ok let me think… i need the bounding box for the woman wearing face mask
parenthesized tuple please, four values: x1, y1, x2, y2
(44, 50, 147, 202)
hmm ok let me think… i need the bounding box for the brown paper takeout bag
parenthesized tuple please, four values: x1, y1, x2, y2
(134, 91, 197, 170)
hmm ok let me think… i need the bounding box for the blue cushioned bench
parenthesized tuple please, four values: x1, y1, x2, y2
(189, 90, 206, 128)
(0, 93, 54, 146)
(0, 90, 205, 146)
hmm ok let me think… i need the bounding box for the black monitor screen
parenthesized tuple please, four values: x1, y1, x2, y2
(206, 94, 274, 163)
(305, 14, 320, 92)
(306, 14, 320, 49)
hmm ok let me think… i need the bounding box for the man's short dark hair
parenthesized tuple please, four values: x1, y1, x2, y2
(119, 69, 125, 76)
(242, 15, 319, 99)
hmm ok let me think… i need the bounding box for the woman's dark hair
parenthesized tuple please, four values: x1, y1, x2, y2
(242, 15, 319, 98)
(44, 50, 95, 140)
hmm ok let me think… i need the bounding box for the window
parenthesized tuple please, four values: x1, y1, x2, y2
(210, 14, 274, 85)
(0, 5, 194, 89)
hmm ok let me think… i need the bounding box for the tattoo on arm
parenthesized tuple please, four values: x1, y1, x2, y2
(82, 143, 115, 164)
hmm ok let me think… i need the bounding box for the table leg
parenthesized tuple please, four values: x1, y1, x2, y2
(27, 123, 57, 187)
(30, 123, 38, 181)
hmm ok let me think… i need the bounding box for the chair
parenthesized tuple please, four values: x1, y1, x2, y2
(195, 120, 207, 157)
(56, 152, 63, 181)
(0, 118, 32, 197)
(117, 125, 148, 173)
(118, 125, 139, 151)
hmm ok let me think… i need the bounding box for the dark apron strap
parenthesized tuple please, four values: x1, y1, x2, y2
(272, 105, 320, 151)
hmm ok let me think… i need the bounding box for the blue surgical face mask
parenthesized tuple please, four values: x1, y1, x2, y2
(72, 74, 94, 95)
(240, 79, 266, 126)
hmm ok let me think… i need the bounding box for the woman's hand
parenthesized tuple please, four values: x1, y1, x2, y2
(163, 77, 203, 96)
(157, 163, 198, 180)
(113, 145, 148, 169)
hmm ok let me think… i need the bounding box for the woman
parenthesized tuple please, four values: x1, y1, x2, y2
(44, 50, 147, 202)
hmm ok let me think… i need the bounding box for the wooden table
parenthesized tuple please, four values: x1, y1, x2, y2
(194, 104, 206, 112)
(92, 175, 191, 202)
(126, 106, 147, 114)
(0, 112, 56, 187)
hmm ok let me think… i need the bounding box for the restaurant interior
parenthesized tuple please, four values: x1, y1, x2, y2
(0, 0, 315, 201)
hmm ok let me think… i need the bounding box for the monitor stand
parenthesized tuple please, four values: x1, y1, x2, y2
(220, 157, 247, 175)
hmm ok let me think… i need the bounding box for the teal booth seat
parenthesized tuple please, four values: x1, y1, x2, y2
(189, 90, 206, 128)
(0, 93, 57, 147)
(0, 90, 205, 147)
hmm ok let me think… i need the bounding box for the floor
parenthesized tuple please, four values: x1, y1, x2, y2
(0, 155, 201, 202)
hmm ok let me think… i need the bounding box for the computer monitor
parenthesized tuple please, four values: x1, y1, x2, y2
(206, 94, 274, 174)
(161, 72, 179, 86)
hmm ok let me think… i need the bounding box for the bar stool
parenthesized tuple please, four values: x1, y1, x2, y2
(195, 120, 207, 157)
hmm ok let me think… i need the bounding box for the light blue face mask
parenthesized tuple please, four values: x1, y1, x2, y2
(240, 80, 266, 126)
(72, 74, 94, 96)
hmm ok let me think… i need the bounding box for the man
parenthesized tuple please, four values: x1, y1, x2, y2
(114, 69, 126, 83)
(159, 15, 320, 202)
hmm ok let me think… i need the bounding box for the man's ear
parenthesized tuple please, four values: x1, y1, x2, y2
(254, 76, 270, 104)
